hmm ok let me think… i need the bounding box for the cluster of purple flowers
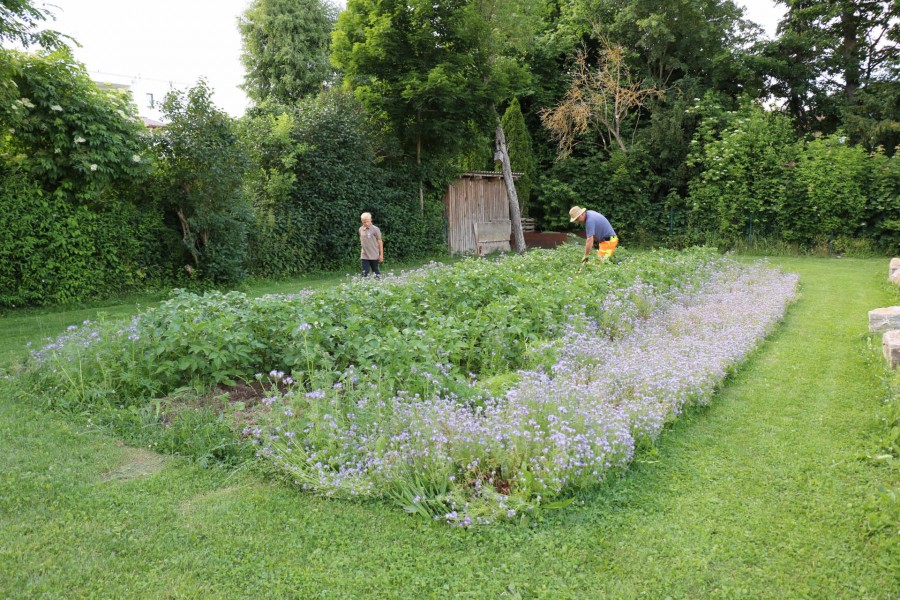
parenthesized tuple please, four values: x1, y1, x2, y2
(253, 258, 798, 526)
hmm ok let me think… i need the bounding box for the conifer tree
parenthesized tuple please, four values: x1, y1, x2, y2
(501, 98, 537, 217)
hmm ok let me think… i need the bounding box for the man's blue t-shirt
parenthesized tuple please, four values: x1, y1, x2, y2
(584, 210, 616, 240)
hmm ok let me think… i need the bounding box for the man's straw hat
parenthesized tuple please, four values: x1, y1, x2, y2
(569, 206, 587, 222)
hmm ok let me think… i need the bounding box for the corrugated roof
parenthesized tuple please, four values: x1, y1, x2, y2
(461, 170, 525, 178)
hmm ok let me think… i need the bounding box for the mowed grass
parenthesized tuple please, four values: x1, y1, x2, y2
(0, 256, 897, 598)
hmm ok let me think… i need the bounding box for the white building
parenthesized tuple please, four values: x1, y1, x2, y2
(90, 70, 190, 125)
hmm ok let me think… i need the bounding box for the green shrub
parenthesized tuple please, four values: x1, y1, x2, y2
(538, 148, 661, 240)
(0, 50, 178, 307)
(865, 148, 900, 252)
(151, 80, 252, 286)
(23, 246, 721, 406)
(0, 164, 175, 308)
(0, 50, 149, 197)
(686, 99, 799, 243)
(789, 133, 870, 245)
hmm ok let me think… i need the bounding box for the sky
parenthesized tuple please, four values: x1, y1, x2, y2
(39, 0, 786, 120)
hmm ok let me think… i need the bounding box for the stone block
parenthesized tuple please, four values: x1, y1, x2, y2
(869, 307, 900, 334)
(883, 330, 900, 369)
(891, 270, 900, 286)
(890, 257, 900, 278)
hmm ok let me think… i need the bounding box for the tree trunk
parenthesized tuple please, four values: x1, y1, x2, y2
(839, 7, 860, 105)
(417, 114, 424, 215)
(175, 207, 201, 267)
(495, 121, 526, 254)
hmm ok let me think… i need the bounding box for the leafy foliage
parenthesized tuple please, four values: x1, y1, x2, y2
(333, 0, 482, 166)
(0, 171, 177, 307)
(865, 147, 900, 249)
(0, 50, 150, 198)
(537, 146, 663, 243)
(151, 80, 252, 285)
(763, 0, 899, 148)
(19, 247, 797, 525)
(792, 133, 870, 243)
(21, 247, 712, 409)
(238, 0, 338, 104)
(0, 50, 176, 307)
(0, 0, 67, 49)
(527, 0, 761, 233)
(684, 95, 898, 252)
(686, 97, 799, 242)
(331, 0, 532, 175)
(501, 98, 537, 216)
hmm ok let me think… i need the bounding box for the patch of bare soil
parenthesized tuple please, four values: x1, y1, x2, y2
(159, 380, 277, 432)
(101, 445, 168, 482)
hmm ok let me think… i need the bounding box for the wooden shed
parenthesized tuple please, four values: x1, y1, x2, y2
(443, 171, 522, 256)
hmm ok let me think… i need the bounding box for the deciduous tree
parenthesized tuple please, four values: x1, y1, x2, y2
(541, 42, 664, 156)
(239, 0, 338, 104)
(0, 0, 67, 49)
(764, 0, 899, 147)
(152, 81, 251, 284)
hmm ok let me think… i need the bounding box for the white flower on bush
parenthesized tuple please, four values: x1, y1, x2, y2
(132, 154, 141, 163)
(89, 164, 98, 171)
(17, 98, 34, 108)
(74, 136, 86, 144)
(50, 104, 63, 112)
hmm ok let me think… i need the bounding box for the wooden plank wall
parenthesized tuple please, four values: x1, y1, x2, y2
(444, 175, 512, 255)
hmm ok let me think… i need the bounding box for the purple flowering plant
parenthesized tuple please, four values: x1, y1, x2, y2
(246, 250, 797, 526)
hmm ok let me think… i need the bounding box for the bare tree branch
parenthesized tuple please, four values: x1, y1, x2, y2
(540, 41, 663, 158)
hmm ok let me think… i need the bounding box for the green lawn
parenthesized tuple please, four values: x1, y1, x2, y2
(0, 255, 897, 598)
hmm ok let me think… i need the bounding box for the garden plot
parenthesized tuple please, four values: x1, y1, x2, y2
(19, 247, 797, 525)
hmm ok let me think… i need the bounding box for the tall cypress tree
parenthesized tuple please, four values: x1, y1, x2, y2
(501, 97, 537, 217)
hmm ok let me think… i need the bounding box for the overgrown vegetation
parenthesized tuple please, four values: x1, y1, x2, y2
(241, 90, 445, 278)
(0, 50, 177, 307)
(150, 80, 252, 285)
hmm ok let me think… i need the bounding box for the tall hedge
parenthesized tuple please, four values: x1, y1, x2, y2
(684, 98, 898, 253)
(0, 50, 177, 308)
(244, 90, 444, 277)
(686, 100, 799, 243)
(0, 170, 176, 307)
